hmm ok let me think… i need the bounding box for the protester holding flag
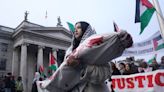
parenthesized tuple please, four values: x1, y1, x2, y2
(44, 21, 133, 92)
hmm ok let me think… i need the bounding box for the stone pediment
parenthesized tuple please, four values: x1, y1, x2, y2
(15, 20, 44, 31)
(12, 26, 73, 49)
(13, 20, 72, 40)
(12, 20, 73, 50)
(26, 27, 72, 41)
(14, 20, 72, 40)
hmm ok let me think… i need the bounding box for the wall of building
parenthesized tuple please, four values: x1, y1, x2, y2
(0, 31, 13, 77)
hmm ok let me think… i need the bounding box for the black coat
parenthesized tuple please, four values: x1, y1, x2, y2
(31, 81, 38, 92)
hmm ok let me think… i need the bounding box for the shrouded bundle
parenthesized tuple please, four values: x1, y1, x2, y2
(68, 31, 133, 65)
(39, 31, 133, 91)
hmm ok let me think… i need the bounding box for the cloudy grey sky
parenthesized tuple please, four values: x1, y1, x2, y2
(0, 0, 164, 61)
(1, 0, 164, 41)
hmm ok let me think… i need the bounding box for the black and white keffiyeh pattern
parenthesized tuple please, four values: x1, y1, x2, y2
(80, 25, 96, 43)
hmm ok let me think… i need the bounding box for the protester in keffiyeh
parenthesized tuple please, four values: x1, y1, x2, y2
(46, 21, 133, 92)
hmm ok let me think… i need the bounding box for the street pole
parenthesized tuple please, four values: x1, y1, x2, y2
(152, 0, 164, 40)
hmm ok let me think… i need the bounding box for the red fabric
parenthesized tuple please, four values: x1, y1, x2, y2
(153, 39, 158, 50)
(39, 65, 44, 72)
(87, 36, 103, 47)
(141, 0, 154, 8)
(49, 53, 56, 66)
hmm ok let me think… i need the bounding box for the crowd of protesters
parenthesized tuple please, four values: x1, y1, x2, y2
(0, 73, 23, 92)
(110, 56, 164, 76)
(107, 56, 164, 92)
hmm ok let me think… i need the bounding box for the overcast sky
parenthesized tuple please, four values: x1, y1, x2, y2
(0, 0, 164, 61)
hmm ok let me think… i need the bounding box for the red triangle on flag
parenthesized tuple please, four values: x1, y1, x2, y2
(141, 0, 154, 8)
(153, 39, 158, 50)
(49, 52, 56, 66)
(39, 65, 44, 72)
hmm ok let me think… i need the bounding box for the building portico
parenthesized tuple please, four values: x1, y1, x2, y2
(11, 20, 72, 92)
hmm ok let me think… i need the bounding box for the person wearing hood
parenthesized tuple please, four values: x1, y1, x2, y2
(31, 72, 42, 92)
(45, 21, 133, 92)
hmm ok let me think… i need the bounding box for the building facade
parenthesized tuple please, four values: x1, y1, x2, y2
(0, 26, 14, 77)
(0, 20, 72, 92)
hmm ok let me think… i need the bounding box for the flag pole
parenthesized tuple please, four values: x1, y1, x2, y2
(152, 0, 164, 40)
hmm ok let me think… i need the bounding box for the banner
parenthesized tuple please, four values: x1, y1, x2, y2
(37, 70, 164, 92)
(122, 31, 164, 56)
(106, 70, 164, 92)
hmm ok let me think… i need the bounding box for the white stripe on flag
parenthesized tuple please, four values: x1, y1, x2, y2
(140, 2, 147, 16)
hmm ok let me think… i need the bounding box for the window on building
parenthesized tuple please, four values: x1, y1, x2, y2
(0, 58, 6, 70)
(0, 43, 8, 52)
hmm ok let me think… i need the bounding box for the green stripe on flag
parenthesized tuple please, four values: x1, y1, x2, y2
(49, 65, 57, 71)
(148, 58, 154, 64)
(140, 8, 155, 34)
(40, 72, 45, 77)
(156, 43, 164, 50)
(148, 54, 157, 65)
(67, 22, 75, 32)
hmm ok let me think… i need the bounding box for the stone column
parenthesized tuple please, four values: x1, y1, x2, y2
(20, 43, 28, 92)
(37, 45, 44, 71)
(12, 48, 19, 77)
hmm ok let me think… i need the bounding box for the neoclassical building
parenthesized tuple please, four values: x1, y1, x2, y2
(0, 18, 72, 91)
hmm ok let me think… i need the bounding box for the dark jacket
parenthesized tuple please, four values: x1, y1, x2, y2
(31, 81, 38, 92)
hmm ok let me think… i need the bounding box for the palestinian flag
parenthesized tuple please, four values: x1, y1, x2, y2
(67, 22, 75, 32)
(48, 52, 58, 76)
(148, 54, 157, 64)
(135, 0, 156, 34)
(153, 35, 164, 51)
(39, 65, 46, 78)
